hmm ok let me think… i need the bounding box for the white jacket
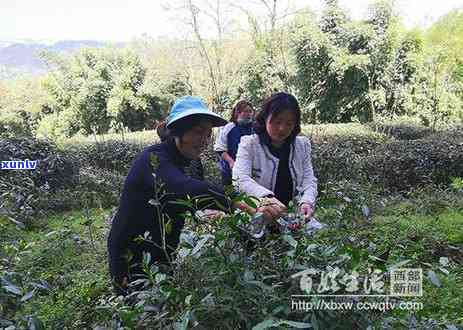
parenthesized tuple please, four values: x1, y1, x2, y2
(213, 122, 235, 152)
(232, 134, 318, 206)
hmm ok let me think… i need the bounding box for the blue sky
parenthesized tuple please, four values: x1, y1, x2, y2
(1, 0, 462, 42)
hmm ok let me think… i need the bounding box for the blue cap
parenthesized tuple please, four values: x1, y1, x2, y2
(166, 96, 227, 128)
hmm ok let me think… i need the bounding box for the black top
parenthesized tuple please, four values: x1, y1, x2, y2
(107, 138, 231, 282)
(263, 135, 294, 206)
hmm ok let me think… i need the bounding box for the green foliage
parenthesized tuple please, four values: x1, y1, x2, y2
(0, 110, 29, 138)
(35, 110, 77, 142)
(39, 48, 162, 139)
(0, 137, 78, 225)
(292, 11, 379, 122)
(426, 9, 463, 71)
(291, 0, 430, 124)
(1, 131, 462, 327)
(62, 139, 145, 174)
(368, 116, 433, 140)
(362, 136, 463, 191)
(1, 5, 463, 327)
(0, 137, 128, 227)
(366, 0, 397, 33)
(320, 0, 349, 36)
(0, 78, 49, 137)
(450, 177, 463, 192)
(417, 9, 463, 127)
(1, 3, 462, 141)
(0, 210, 113, 328)
(304, 122, 463, 191)
(239, 47, 292, 106)
(54, 123, 463, 197)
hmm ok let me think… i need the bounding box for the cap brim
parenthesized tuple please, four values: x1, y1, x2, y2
(167, 109, 227, 128)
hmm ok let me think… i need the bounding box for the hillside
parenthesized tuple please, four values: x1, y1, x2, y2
(0, 40, 123, 79)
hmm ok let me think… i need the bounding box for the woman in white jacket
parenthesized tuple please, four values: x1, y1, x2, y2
(233, 92, 318, 225)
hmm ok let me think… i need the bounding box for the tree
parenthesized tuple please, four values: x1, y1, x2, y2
(0, 78, 49, 138)
(291, 0, 429, 123)
(292, 6, 373, 123)
(320, 0, 349, 37)
(39, 48, 161, 138)
(425, 9, 463, 109)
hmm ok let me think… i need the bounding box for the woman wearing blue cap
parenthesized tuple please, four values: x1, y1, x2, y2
(107, 96, 256, 294)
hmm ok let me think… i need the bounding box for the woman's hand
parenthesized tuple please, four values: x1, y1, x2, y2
(232, 201, 256, 215)
(222, 152, 235, 169)
(285, 203, 314, 231)
(203, 209, 226, 221)
(258, 205, 282, 222)
(196, 209, 226, 221)
(232, 197, 286, 222)
(121, 276, 128, 289)
(228, 159, 235, 169)
(298, 202, 314, 220)
(257, 197, 286, 222)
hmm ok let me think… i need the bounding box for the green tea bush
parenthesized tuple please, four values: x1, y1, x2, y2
(62, 140, 146, 174)
(6, 123, 458, 227)
(33, 167, 125, 213)
(362, 137, 463, 191)
(424, 124, 463, 141)
(300, 124, 463, 192)
(0, 138, 127, 226)
(312, 135, 386, 185)
(367, 120, 433, 140)
(58, 126, 462, 194)
(0, 138, 74, 183)
(0, 137, 78, 225)
(98, 211, 380, 329)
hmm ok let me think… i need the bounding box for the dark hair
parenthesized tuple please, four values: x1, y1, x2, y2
(156, 121, 170, 142)
(254, 92, 301, 143)
(230, 100, 253, 123)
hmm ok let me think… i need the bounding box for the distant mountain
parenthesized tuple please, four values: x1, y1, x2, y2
(0, 40, 124, 79)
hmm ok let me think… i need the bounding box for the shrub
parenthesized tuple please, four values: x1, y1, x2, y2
(312, 134, 387, 186)
(33, 168, 125, 214)
(0, 137, 127, 226)
(364, 116, 437, 140)
(368, 121, 433, 140)
(201, 134, 221, 186)
(0, 137, 79, 225)
(362, 137, 463, 191)
(0, 111, 30, 138)
(424, 125, 463, 141)
(62, 140, 146, 174)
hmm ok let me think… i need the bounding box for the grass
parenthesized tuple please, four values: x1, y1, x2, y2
(373, 211, 463, 323)
(1, 190, 462, 328)
(0, 208, 114, 328)
(1, 121, 462, 328)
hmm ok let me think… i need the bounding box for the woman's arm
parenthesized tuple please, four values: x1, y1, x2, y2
(144, 150, 232, 211)
(233, 136, 274, 198)
(213, 123, 234, 154)
(221, 151, 235, 169)
(214, 124, 236, 169)
(299, 138, 318, 207)
(107, 214, 130, 291)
